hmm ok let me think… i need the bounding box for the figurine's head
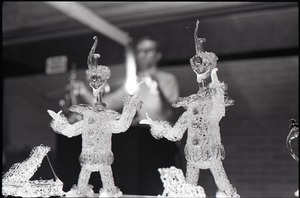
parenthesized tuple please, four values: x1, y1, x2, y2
(86, 36, 111, 97)
(190, 20, 218, 83)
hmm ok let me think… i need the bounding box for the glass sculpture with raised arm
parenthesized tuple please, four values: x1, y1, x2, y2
(48, 36, 142, 197)
(140, 20, 239, 198)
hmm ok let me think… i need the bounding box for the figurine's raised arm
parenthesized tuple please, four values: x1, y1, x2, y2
(108, 81, 143, 133)
(47, 109, 83, 138)
(140, 111, 188, 141)
(209, 68, 233, 122)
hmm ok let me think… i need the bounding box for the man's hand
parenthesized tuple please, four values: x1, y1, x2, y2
(132, 80, 145, 98)
(143, 76, 158, 95)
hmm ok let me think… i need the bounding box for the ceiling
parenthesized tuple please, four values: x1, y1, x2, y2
(2, 2, 296, 46)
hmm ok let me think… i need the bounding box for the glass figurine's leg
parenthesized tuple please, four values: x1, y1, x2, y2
(99, 165, 122, 197)
(99, 165, 115, 190)
(78, 166, 91, 195)
(77, 166, 92, 191)
(210, 160, 239, 198)
(186, 161, 200, 186)
(66, 166, 94, 197)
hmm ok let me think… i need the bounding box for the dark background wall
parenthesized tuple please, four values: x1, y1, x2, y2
(2, 4, 298, 198)
(3, 5, 298, 77)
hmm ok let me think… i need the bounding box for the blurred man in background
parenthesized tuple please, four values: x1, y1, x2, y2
(104, 36, 179, 124)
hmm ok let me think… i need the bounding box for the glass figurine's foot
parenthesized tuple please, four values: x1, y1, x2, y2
(65, 184, 94, 197)
(99, 186, 123, 197)
(216, 189, 240, 198)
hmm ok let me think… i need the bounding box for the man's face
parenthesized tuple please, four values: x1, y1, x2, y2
(136, 39, 161, 71)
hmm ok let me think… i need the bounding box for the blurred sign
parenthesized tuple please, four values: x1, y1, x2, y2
(45, 55, 68, 74)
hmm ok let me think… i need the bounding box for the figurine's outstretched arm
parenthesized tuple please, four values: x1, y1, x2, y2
(140, 111, 188, 141)
(47, 110, 84, 138)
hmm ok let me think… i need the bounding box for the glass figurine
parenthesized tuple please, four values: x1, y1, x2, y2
(158, 166, 205, 197)
(48, 36, 142, 197)
(140, 20, 239, 198)
(2, 144, 65, 197)
(286, 119, 299, 197)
